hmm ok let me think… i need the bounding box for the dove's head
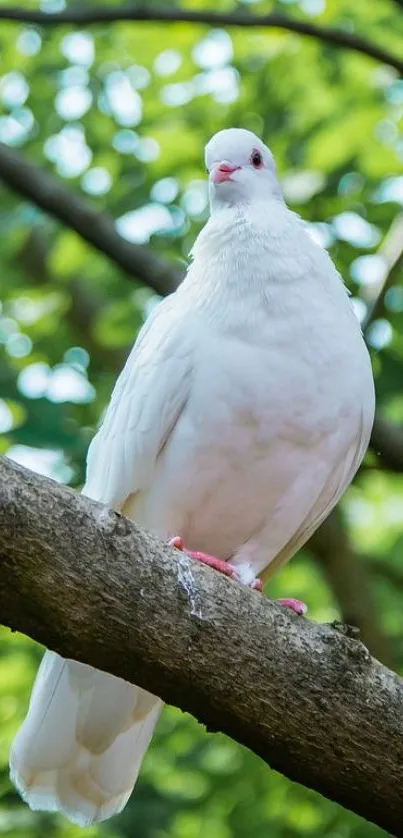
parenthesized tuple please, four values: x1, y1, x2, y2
(205, 128, 283, 211)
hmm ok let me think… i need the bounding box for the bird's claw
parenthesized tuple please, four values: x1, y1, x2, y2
(276, 597, 307, 616)
(169, 537, 263, 591)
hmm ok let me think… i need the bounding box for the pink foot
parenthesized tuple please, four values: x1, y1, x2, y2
(169, 537, 263, 591)
(276, 597, 307, 616)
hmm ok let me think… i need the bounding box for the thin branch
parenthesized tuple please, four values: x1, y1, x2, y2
(0, 6, 401, 76)
(1, 454, 403, 836)
(309, 510, 393, 667)
(363, 214, 403, 333)
(0, 141, 182, 296)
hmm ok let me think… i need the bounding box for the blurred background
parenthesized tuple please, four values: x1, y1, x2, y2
(0, 0, 403, 836)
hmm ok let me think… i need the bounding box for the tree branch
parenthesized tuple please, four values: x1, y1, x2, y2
(1, 455, 403, 836)
(0, 6, 401, 75)
(0, 141, 181, 296)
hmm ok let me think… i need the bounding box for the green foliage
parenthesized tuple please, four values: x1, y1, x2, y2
(0, 0, 402, 836)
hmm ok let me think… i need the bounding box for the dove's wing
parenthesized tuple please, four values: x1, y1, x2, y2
(10, 294, 194, 827)
(260, 392, 374, 582)
(84, 296, 192, 509)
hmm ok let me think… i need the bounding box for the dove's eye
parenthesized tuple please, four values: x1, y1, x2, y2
(251, 150, 263, 169)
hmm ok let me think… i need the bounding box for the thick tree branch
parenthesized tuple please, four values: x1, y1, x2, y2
(0, 6, 401, 75)
(1, 455, 403, 836)
(0, 141, 181, 296)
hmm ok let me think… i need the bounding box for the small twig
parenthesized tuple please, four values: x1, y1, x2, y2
(0, 6, 401, 75)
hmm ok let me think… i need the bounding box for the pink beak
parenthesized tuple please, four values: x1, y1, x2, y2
(211, 162, 240, 184)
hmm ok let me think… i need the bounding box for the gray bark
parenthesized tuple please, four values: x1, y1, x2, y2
(1, 455, 403, 834)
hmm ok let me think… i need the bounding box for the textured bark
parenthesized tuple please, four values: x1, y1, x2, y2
(1, 456, 403, 835)
(0, 6, 402, 75)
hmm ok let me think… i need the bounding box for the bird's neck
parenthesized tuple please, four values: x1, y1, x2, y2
(184, 201, 300, 301)
(178, 201, 353, 340)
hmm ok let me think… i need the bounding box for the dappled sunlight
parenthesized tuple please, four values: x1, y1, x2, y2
(7, 444, 73, 482)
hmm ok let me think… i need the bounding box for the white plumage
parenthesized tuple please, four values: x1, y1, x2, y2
(10, 128, 375, 826)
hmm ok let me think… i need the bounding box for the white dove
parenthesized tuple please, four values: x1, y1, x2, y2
(10, 128, 375, 826)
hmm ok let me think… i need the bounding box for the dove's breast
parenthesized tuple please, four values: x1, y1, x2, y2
(130, 291, 374, 567)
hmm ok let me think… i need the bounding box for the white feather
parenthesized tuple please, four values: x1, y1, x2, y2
(10, 128, 374, 825)
(10, 652, 162, 826)
(84, 296, 193, 510)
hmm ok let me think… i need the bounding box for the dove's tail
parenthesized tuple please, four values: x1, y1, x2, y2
(10, 651, 162, 826)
